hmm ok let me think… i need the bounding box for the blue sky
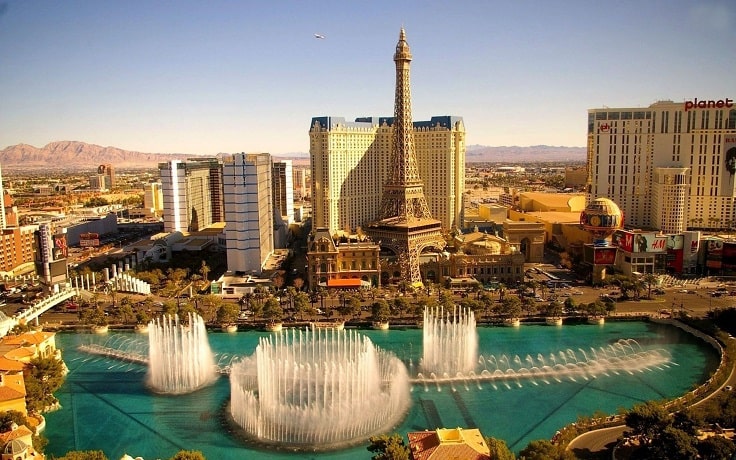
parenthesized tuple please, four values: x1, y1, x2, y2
(0, 1, 734, 155)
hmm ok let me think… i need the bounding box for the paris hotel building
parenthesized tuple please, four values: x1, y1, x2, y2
(309, 116, 465, 233)
(586, 98, 736, 234)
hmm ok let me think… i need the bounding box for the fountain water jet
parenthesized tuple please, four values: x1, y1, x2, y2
(147, 313, 217, 394)
(420, 306, 477, 376)
(229, 327, 410, 450)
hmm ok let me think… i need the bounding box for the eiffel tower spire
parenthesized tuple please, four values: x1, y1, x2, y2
(377, 27, 433, 222)
(367, 28, 445, 285)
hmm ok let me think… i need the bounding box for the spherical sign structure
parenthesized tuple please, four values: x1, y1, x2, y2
(580, 198, 623, 240)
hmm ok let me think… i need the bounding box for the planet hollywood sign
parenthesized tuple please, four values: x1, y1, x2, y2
(684, 98, 733, 112)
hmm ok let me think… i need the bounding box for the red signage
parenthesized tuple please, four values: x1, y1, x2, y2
(593, 247, 617, 265)
(684, 98, 733, 112)
(80, 232, 100, 248)
(599, 122, 610, 132)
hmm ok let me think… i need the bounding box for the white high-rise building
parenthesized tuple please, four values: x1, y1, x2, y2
(159, 160, 214, 232)
(272, 160, 294, 224)
(309, 115, 465, 233)
(223, 153, 274, 274)
(587, 99, 736, 232)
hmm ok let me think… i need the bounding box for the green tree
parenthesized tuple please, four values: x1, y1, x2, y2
(486, 436, 516, 460)
(367, 433, 410, 460)
(625, 401, 670, 446)
(518, 439, 574, 460)
(25, 355, 66, 412)
(216, 303, 239, 325)
(499, 295, 522, 319)
(562, 296, 577, 314)
(293, 291, 310, 320)
(544, 301, 564, 318)
(170, 450, 206, 460)
(641, 273, 659, 299)
(392, 297, 410, 317)
(648, 426, 698, 459)
(0, 410, 28, 432)
(135, 308, 151, 325)
(83, 197, 109, 207)
(584, 300, 607, 318)
(698, 435, 736, 460)
(438, 289, 453, 308)
(371, 300, 391, 322)
(58, 450, 109, 460)
(285, 286, 297, 310)
(262, 297, 283, 322)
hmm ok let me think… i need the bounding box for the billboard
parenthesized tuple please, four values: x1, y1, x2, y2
(723, 242, 736, 269)
(80, 232, 100, 248)
(722, 134, 736, 195)
(707, 239, 724, 256)
(612, 231, 666, 253)
(683, 231, 700, 255)
(53, 233, 68, 259)
(593, 247, 617, 265)
(666, 235, 684, 250)
(612, 230, 633, 252)
(706, 238, 724, 271)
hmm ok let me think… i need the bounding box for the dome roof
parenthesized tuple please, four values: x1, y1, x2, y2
(583, 198, 622, 218)
(580, 198, 623, 238)
(3, 438, 28, 455)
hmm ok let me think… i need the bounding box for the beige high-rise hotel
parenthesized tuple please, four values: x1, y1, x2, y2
(586, 98, 736, 233)
(309, 117, 465, 233)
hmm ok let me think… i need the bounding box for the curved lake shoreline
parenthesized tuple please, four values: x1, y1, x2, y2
(43, 321, 719, 458)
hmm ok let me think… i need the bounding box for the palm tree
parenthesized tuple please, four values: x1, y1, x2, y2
(285, 286, 297, 310)
(292, 277, 304, 291)
(641, 273, 659, 299)
(199, 260, 210, 282)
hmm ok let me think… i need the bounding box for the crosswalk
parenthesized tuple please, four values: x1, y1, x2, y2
(660, 274, 705, 286)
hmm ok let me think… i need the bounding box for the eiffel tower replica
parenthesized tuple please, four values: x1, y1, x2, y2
(367, 28, 446, 285)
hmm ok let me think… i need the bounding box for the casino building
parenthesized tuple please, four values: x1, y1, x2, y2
(586, 99, 736, 233)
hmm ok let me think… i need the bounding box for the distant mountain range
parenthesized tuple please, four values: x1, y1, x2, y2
(0, 141, 586, 170)
(465, 144, 586, 163)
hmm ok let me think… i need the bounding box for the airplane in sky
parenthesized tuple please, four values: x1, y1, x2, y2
(314, 33, 325, 39)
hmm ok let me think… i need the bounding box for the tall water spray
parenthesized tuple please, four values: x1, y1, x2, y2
(147, 313, 217, 394)
(421, 306, 478, 376)
(229, 327, 410, 450)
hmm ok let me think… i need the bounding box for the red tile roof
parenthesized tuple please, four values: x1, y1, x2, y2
(408, 428, 491, 460)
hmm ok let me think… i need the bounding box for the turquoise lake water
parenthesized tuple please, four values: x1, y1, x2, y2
(43, 321, 719, 459)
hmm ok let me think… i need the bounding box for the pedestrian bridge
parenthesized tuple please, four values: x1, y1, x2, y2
(12, 287, 78, 328)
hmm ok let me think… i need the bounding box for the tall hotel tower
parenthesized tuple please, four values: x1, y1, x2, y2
(159, 159, 223, 232)
(222, 153, 274, 274)
(587, 99, 736, 233)
(364, 29, 446, 284)
(272, 159, 295, 224)
(309, 43, 464, 234)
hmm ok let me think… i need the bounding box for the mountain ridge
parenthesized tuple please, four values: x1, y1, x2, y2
(0, 141, 586, 169)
